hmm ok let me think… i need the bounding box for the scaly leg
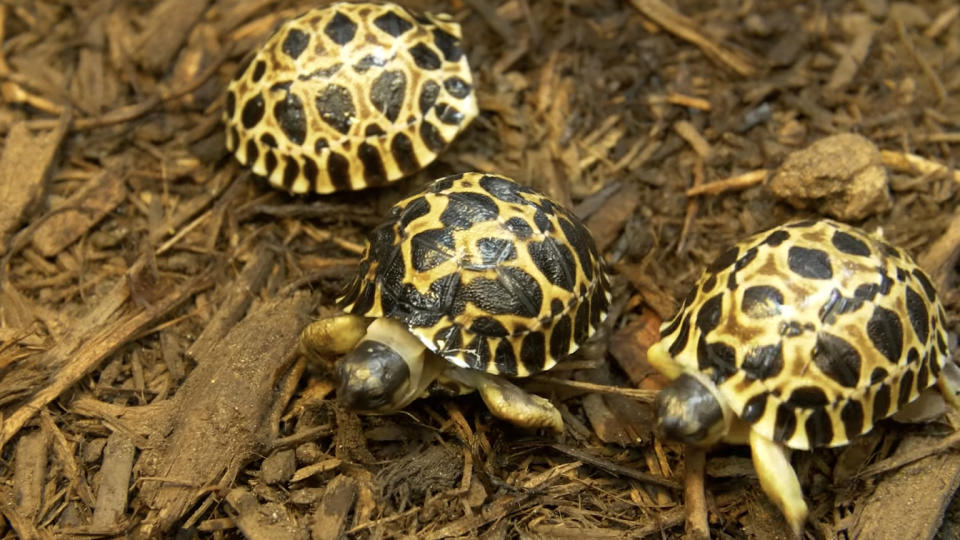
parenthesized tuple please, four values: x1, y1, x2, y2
(446, 368, 563, 431)
(749, 429, 808, 537)
(300, 313, 369, 358)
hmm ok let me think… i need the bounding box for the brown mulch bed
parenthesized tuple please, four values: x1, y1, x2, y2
(1, 0, 959, 538)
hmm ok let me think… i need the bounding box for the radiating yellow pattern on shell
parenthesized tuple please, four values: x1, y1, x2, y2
(655, 219, 950, 450)
(337, 173, 612, 378)
(224, 2, 478, 193)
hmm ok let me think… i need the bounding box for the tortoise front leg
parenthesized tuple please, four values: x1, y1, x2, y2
(300, 313, 370, 358)
(749, 429, 808, 537)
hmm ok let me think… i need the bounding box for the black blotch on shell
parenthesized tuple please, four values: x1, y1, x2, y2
(444, 76, 472, 99)
(264, 150, 278, 176)
(391, 132, 419, 174)
(742, 286, 783, 319)
(463, 335, 491, 371)
(701, 274, 717, 294)
(917, 361, 930, 392)
(303, 157, 319, 190)
(282, 156, 299, 189)
(370, 70, 407, 123)
(315, 84, 356, 134)
(274, 91, 307, 145)
(528, 238, 576, 291)
(520, 332, 546, 372)
(409, 43, 441, 69)
(787, 246, 833, 279)
(460, 267, 543, 318)
(327, 152, 352, 191)
(866, 305, 904, 364)
(324, 11, 358, 45)
(244, 139, 259, 167)
(282, 28, 309, 59)
(912, 269, 938, 301)
(741, 393, 767, 423)
(763, 229, 790, 246)
(434, 103, 464, 125)
(419, 121, 446, 151)
(440, 191, 499, 229)
(805, 407, 834, 447)
(358, 142, 387, 186)
(788, 386, 829, 407)
(697, 337, 737, 383)
(419, 80, 440, 115)
(773, 403, 798, 442)
(873, 384, 892, 421)
(695, 294, 724, 334)
(432, 28, 463, 61)
(373, 10, 413, 37)
(573, 301, 590, 345)
(898, 370, 915, 407)
(742, 343, 783, 380)
(549, 315, 572, 358)
(476, 237, 517, 266)
(708, 247, 739, 273)
(410, 227, 454, 272)
(252, 60, 267, 83)
(813, 332, 862, 388)
(470, 316, 509, 337)
(841, 400, 864, 440)
(241, 94, 265, 129)
(399, 195, 430, 230)
(905, 287, 929, 344)
(225, 90, 236, 119)
(504, 217, 533, 239)
(494, 339, 517, 375)
(480, 175, 526, 204)
(831, 230, 871, 257)
(667, 314, 691, 357)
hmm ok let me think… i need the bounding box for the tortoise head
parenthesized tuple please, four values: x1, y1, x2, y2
(336, 340, 412, 411)
(335, 317, 438, 412)
(654, 372, 730, 446)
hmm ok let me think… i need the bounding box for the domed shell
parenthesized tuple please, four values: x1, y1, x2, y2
(223, 2, 478, 194)
(338, 173, 612, 377)
(657, 219, 950, 450)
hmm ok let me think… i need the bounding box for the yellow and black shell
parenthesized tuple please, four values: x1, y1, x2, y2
(338, 173, 612, 377)
(656, 219, 950, 449)
(224, 2, 478, 194)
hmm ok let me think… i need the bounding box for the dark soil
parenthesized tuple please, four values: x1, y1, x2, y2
(1, 0, 959, 538)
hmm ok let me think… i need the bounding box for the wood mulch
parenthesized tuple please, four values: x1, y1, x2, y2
(1, 0, 959, 538)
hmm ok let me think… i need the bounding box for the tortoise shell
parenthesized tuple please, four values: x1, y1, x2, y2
(656, 219, 950, 449)
(338, 173, 612, 377)
(223, 2, 478, 194)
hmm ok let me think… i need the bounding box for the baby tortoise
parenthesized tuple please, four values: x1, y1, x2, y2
(648, 219, 956, 534)
(302, 173, 612, 430)
(224, 2, 477, 193)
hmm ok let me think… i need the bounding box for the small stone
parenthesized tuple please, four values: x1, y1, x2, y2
(295, 442, 322, 465)
(261, 449, 296, 485)
(767, 133, 891, 220)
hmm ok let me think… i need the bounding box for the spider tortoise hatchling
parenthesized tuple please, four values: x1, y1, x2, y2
(648, 219, 958, 534)
(301, 173, 612, 431)
(223, 2, 478, 193)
